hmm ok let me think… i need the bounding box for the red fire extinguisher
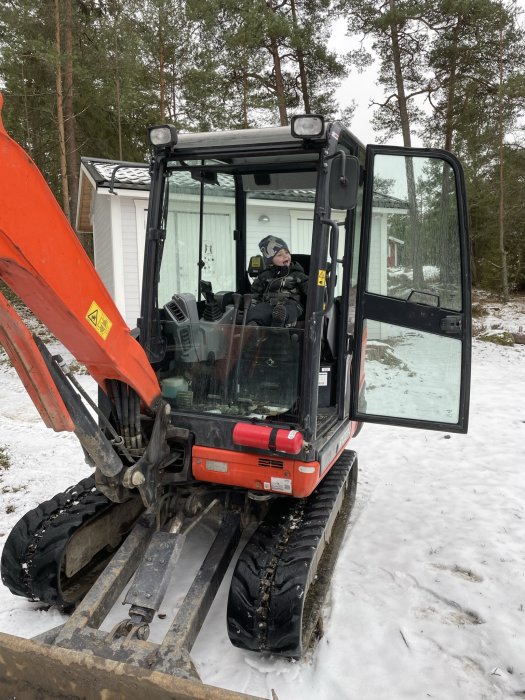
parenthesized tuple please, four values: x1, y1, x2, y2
(232, 423, 303, 455)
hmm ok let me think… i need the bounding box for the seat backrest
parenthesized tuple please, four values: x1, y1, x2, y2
(293, 254, 310, 275)
(247, 254, 265, 278)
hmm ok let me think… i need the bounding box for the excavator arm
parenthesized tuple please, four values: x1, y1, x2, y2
(0, 93, 160, 414)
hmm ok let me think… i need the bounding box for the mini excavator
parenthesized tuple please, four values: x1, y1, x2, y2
(0, 92, 471, 699)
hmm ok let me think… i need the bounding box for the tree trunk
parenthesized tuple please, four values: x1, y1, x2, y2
(497, 26, 509, 300)
(63, 0, 78, 224)
(290, 0, 310, 113)
(159, 7, 166, 122)
(388, 0, 423, 287)
(114, 30, 123, 160)
(388, 0, 411, 148)
(443, 23, 460, 152)
(21, 61, 32, 154)
(54, 0, 70, 219)
(269, 36, 288, 126)
(242, 61, 249, 128)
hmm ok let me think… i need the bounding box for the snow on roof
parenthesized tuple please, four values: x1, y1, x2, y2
(81, 158, 151, 190)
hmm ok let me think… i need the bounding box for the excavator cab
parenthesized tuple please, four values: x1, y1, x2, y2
(135, 115, 470, 499)
(0, 100, 471, 698)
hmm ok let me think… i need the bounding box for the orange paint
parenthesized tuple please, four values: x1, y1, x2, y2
(0, 93, 160, 408)
(192, 443, 349, 498)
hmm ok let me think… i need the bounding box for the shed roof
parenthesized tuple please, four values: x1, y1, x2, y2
(76, 157, 317, 232)
(76, 157, 409, 234)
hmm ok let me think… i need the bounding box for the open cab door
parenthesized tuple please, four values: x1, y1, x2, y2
(350, 146, 471, 433)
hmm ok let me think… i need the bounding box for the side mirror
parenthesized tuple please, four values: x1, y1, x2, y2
(329, 152, 360, 211)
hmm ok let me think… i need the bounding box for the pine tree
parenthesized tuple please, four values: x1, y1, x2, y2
(424, 0, 525, 296)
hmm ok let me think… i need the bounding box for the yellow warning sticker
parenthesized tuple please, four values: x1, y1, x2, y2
(317, 269, 327, 287)
(85, 301, 113, 340)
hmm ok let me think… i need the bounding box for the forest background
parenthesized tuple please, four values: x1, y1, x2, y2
(0, 0, 524, 298)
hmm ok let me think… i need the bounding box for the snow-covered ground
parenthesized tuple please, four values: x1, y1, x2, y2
(1, 301, 524, 699)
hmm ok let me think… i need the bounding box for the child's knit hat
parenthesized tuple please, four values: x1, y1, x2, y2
(259, 236, 289, 263)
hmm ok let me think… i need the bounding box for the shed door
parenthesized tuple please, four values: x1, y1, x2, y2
(350, 147, 471, 433)
(290, 211, 313, 254)
(159, 211, 234, 303)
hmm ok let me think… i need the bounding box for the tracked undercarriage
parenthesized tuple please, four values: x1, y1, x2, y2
(1, 452, 357, 698)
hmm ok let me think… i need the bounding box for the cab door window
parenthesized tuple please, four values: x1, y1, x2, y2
(352, 151, 470, 431)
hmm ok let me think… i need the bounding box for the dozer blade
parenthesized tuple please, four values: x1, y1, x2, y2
(0, 509, 271, 700)
(0, 631, 266, 700)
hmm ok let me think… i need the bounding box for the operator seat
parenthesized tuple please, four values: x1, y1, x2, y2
(247, 253, 311, 277)
(292, 254, 310, 275)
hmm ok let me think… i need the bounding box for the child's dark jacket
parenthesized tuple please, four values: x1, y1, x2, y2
(251, 261, 308, 310)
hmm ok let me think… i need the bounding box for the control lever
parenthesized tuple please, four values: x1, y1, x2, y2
(224, 293, 242, 402)
(234, 294, 253, 399)
(200, 279, 214, 303)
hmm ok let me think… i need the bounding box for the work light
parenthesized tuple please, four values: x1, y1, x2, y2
(148, 124, 178, 148)
(291, 115, 325, 139)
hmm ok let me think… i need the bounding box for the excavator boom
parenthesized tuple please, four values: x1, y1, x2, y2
(0, 93, 160, 410)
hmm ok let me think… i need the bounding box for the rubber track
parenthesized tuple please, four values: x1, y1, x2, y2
(1, 475, 115, 606)
(227, 450, 357, 657)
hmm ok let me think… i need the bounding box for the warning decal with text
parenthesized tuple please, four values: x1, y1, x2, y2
(85, 301, 113, 340)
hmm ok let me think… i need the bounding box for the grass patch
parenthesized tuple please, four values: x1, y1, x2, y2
(0, 280, 21, 307)
(2, 484, 27, 494)
(471, 303, 486, 318)
(0, 446, 11, 471)
(0, 280, 57, 345)
(68, 360, 88, 375)
(478, 331, 515, 346)
(366, 342, 410, 369)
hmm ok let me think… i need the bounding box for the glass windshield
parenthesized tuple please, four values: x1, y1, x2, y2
(359, 321, 461, 423)
(156, 160, 321, 422)
(159, 164, 323, 301)
(159, 168, 236, 305)
(160, 322, 303, 419)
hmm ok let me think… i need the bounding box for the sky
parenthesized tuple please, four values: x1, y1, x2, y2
(1, 296, 524, 699)
(329, 3, 525, 149)
(329, 18, 387, 148)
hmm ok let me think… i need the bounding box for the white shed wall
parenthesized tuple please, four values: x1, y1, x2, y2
(120, 196, 141, 328)
(245, 200, 303, 257)
(92, 195, 115, 298)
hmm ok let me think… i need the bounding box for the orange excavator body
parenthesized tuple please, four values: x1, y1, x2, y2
(0, 93, 160, 411)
